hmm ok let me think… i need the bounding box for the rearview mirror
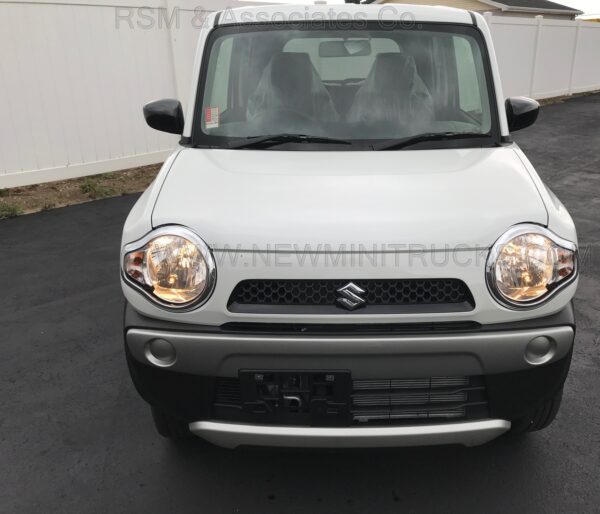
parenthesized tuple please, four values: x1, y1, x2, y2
(143, 98, 184, 134)
(319, 39, 372, 58)
(505, 97, 539, 132)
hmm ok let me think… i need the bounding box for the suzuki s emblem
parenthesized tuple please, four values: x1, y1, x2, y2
(336, 282, 367, 311)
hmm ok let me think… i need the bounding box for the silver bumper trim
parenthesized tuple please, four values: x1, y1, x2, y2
(189, 419, 511, 449)
(127, 326, 574, 377)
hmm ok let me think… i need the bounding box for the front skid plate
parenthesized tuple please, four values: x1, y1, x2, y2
(189, 419, 511, 449)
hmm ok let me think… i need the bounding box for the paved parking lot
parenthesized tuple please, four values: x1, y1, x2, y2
(1, 94, 599, 513)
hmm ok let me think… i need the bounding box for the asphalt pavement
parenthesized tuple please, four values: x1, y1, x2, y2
(1, 93, 599, 513)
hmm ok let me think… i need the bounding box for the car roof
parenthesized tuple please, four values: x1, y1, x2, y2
(215, 4, 474, 26)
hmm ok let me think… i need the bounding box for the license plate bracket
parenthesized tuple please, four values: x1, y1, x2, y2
(239, 370, 352, 427)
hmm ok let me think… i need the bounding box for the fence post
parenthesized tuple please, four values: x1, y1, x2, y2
(529, 15, 543, 98)
(568, 19, 582, 96)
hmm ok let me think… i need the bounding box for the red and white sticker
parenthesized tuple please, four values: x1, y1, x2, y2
(205, 106, 220, 129)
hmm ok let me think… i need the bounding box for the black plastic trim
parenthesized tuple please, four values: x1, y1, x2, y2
(227, 302, 475, 316)
(125, 343, 216, 422)
(220, 320, 482, 335)
(505, 96, 540, 132)
(143, 99, 184, 135)
(486, 348, 573, 421)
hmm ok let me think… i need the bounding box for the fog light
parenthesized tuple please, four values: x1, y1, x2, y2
(524, 336, 555, 365)
(145, 338, 176, 367)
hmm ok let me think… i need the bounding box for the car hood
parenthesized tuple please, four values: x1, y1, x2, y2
(152, 147, 547, 251)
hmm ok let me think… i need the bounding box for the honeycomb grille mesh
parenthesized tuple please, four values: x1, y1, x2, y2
(229, 279, 472, 306)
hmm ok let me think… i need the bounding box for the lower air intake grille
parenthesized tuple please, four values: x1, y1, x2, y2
(214, 377, 242, 406)
(212, 375, 488, 426)
(351, 376, 487, 424)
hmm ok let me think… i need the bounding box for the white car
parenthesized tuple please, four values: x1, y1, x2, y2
(121, 4, 578, 448)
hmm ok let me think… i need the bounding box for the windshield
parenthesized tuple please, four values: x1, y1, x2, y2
(195, 22, 496, 148)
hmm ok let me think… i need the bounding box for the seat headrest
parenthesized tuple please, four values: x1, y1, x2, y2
(246, 52, 339, 126)
(270, 52, 315, 96)
(346, 51, 434, 130)
(367, 52, 415, 92)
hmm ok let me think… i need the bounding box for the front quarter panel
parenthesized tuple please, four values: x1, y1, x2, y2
(512, 145, 578, 244)
(121, 149, 182, 247)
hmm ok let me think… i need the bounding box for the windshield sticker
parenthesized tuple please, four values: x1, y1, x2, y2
(205, 107, 219, 129)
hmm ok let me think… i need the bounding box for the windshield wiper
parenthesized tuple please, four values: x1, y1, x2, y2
(373, 132, 491, 151)
(227, 133, 352, 149)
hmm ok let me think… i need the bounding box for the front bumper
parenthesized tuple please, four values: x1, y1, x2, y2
(124, 303, 575, 448)
(189, 420, 511, 449)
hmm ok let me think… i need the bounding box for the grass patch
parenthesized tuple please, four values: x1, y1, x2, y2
(79, 178, 116, 199)
(0, 201, 22, 219)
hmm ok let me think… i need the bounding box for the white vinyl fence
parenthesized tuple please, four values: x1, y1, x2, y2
(0, 0, 228, 187)
(486, 13, 600, 99)
(0, 1, 599, 188)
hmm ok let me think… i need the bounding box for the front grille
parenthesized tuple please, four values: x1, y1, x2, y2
(351, 376, 488, 424)
(212, 375, 488, 426)
(228, 279, 474, 314)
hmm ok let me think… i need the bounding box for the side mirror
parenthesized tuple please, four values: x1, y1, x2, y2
(143, 99, 184, 134)
(505, 97, 539, 132)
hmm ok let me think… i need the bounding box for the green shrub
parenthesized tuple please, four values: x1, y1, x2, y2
(0, 202, 22, 219)
(80, 178, 115, 199)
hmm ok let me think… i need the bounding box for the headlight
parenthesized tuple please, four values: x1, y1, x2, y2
(122, 226, 216, 309)
(486, 224, 577, 308)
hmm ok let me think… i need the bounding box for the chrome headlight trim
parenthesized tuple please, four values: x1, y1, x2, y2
(485, 223, 578, 310)
(121, 225, 217, 311)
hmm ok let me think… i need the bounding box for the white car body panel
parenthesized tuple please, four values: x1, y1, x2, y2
(472, 11, 509, 136)
(511, 144, 577, 243)
(121, 149, 182, 246)
(151, 146, 547, 250)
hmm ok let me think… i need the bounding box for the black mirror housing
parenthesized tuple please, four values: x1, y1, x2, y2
(143, 99, 184, 134)
(505, 97, 539, 132)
